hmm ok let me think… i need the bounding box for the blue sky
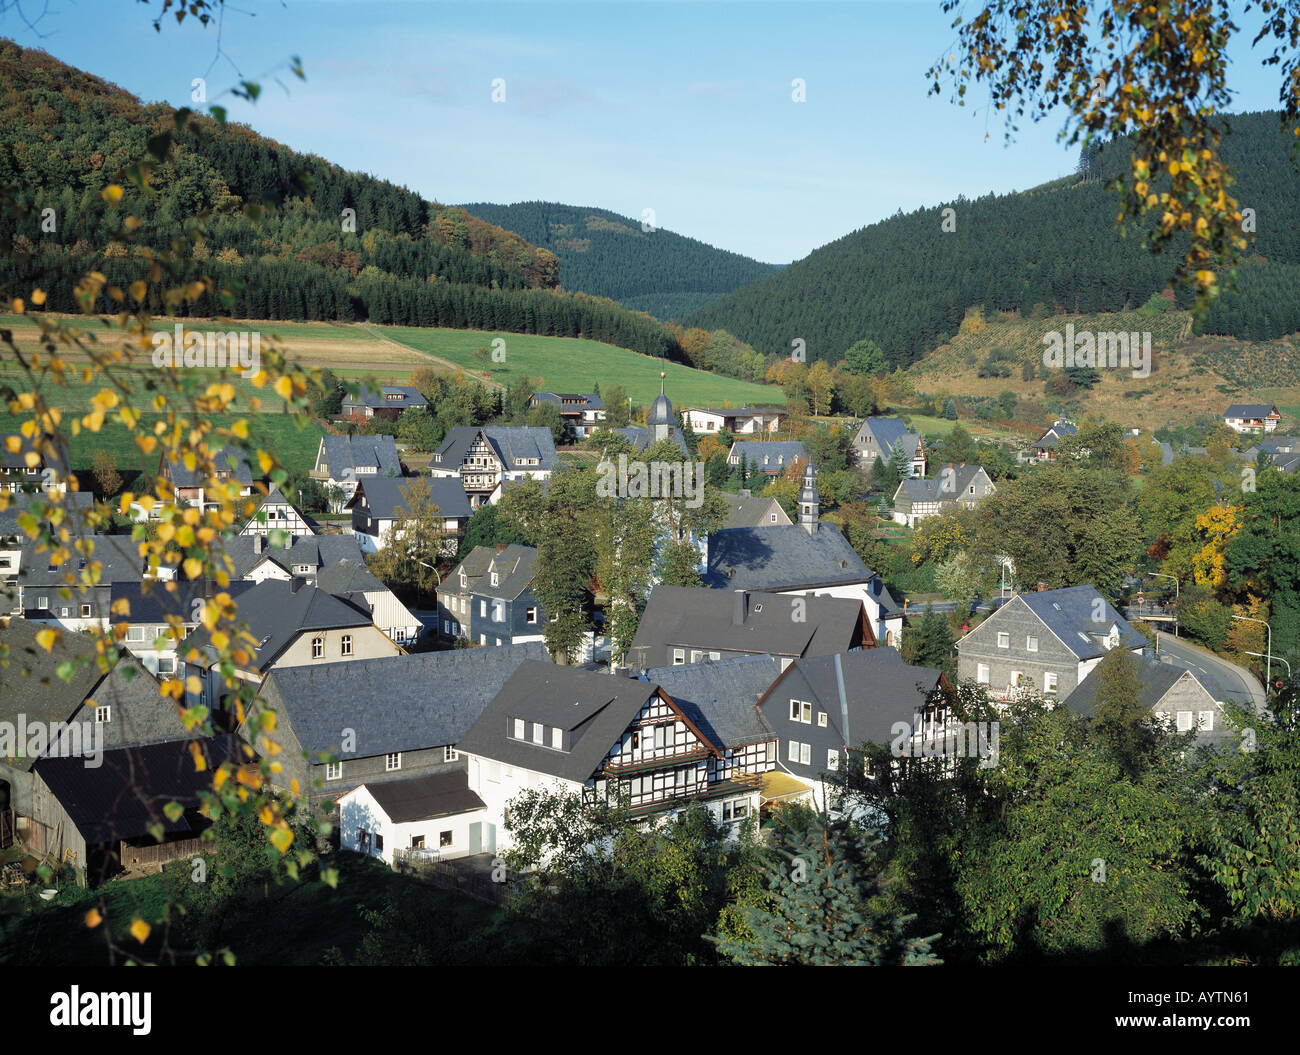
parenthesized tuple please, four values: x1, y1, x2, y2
(6, 1, 1288, 263)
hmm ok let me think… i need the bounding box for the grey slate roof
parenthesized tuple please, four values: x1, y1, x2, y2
(318, 434, 402, 480)
(532, 392, 604, 412)
(219, 533, 365, 579)
(1032, 420, 1078, 450)
(363, 769, 487, 823)
(0, 490, 94, 534)
(895, 464, 987, 504)
(614, 425, 689, 457)
(719, 492, 790, 529)
(1064, 652, 1222, 717)
(643, 655, 781, 749)
(703, 525, 876, 591)
(443, 544, 538, 600)
(728, 441, 808, 472)
(315, 558, 386, 598)
(456, 660, 675, 782)
(165, 445, 253, 489)
(0, 432, 71, 476)
(257, 642, 549, 757)
(434, 427, 558, 473)
(855, 417, 922, 460)
(18, 534, 143, 588)
(1224, 404, 1278, 418)
(108, 579, 256, 623)
(628, 585, 864, 665)
(348, 475, 471, 520)
(1016, 585, 1147, 660)
(344, 385, 429, 410)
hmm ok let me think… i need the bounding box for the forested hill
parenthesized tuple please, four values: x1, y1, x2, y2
(459, 201, 781, 320)
(683, 111, 1300, 369)
(0, 42, 685, 362)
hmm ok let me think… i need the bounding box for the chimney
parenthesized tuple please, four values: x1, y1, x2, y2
(496, 542, 507, 555)
(733, 590, 748, 625)
(254, 534, 265, 554)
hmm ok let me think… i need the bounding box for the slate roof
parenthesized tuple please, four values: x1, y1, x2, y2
(1032, 420, 1078, 449)
(344, 385, 429, 410)
(614, 425, 689, 457)
(434, 427, 558, 473)
(32, 735, 245, 845)
(0, 490, 94, 535)
(164, 445, 254, 489)
(0, 619, 104, 728)
(18, 534, 143, 588)
(108, 579, 256, 623)
(779, 648, 945, 747)
(360, 769, 487, 823)
(0, 432, 71, 476)
(894, 464, 987, 504)
(348, 475, 471, 521)
(219, 533, 365, 579)
(317, 434, 403, 479)
(256, 642, 549, 758)
(719, 492, 790, 529)
(456, 660, 676, 782)
(644, 655, 781, 749)
(315, 558, 387, 598)
(1015, 585, 1147, 660)
(1224, 404, 1279, 418)
(628, 585, 864, 666)
(855, 417, 922, 460)
(531, 392, 604, 413)
(1260, 435, 1300, 454)
(1064, 652, 1223, 717)
(704, 525, 877, 591)
(727, 441, 808, 472)
(185, 579, 372, 672)
(443, 544, 537, 600)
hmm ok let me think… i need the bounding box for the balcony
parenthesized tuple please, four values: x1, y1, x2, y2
(601, 744, 710, 776)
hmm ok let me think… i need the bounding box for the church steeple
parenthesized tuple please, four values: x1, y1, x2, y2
(799, 460, 819, 534)
(648, 370, 674, 443)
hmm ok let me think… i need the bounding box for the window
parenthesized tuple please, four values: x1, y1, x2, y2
(551, 727, 563, 750)
(1198, 710, 1215, 731)
(1176, 711, 1194, 732)
(1026, 636, 1039, 652)
(721, 799, 750, 822)
(672, 648, 685, 666)
(480, 600, 487, 618)
(386, 753, 401, 771)
(440, 830, 453, 848)
(770, 513, 777, 523)
(326, 762, 342, 780)
(800, 742, 811, 765)
(94, 705, 111, 724)
(127, 626, 146, 642)
(157, 656, 175, 675)
(80, 604, 92, 617)
(341, 635, 353, 656)
(817, 711, 828, 727)
(997, 632, 1010, 649)
(1010, 670, 1024, 691)
(375, 834, 383, 852)
(977, 663, 990, 685)
(788, 740, 800, 762)
(526, 607, 537, 624)
(444, 746, 459, 763)
(532, 723, 544, 745)
(827, 749, 840, 770)
(492, 601, 505, 623)
(491, 572, 499, 587)
(37, 595, 47, 609)
(312, 637, 324, 659)
(789, 699, 812, 724)
(358, 828, 369, 852)
(411, 835, 425, 849)
(1044, 672, 1059, 694)
(512, 718, 525, 740)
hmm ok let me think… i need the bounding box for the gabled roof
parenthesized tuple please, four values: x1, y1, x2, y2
(1064, 652, 1222, 716)
(0, 490, 94, 535)
(532, 392, 604, 412)
(1009, 585, 1146, 660)
(691, 407, 781, 419)
(855, 417, 922, 460)
(257, 643, 548, 757)
(346, 476, 471, 521)
(355, 769, 487, 823)
(32, 735, 245, 845)
(344, 384, 429, 409)
(703, 525, 876, 591)
(0, 618, 104, 727)
(614, 425, 689, 457)
(164, 445, 254, 489)
(219, 533, 365, 579)
(644, 655, 782, 749)
(727, 441, 808, 470)
(18, 534, 143, 588)
(108, 579, 256, 624)
(894, 464, 988, 504)
(318, 434, 403, 479)
(456, 661, 679, 782)
(628, 585, 864, 665)
(1224, 404, 1279, 418)
(434, 427, 558, 473)
(1032, 420, 1078, 449)
(315, 558, 387, 599)
(0, 432, 71, 475)
(719, 492, 790, 529)
(443, 544, 538, 600)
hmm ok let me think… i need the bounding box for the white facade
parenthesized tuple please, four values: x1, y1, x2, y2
(764, 582, 902, 649)
(338, 783, 488, 865)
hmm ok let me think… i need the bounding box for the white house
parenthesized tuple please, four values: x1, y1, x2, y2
(685, 408, 785, 435)
(339, 771, 490, 864)
(1224, 404, 1281, 434)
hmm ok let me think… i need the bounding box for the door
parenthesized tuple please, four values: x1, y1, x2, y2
(468, 822, 482, 854)
(484, 823, 496, 854)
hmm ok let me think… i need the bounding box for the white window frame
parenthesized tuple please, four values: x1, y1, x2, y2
(827, 749, 840, 770)
(325, 761, 342, 780)
(312, 636, 324, 659)
(977, 663, 990, 685)
(341, 634, 353, 657)
(1044, 672, 1059, 694)
(672, 648, 685, 666)
(513, 718, 525, 740)
(1026, 636, 1039, 652)
(1198, 710, 1215, 731)
(532, 723, 544, 745)
(385, 752, 401, 771)
(551, 727, 563, 750)
(788, 740, 801, 763)
(997, 632, 1010, 649)
(1176, 711, 1194, 732)
(817, 711, 828, 727)
(800, 742, 811, 765)
(94, 705, 111, 723)
(444, 746, 459, 762)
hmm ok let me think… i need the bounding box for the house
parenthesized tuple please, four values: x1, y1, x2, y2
(438, 544, 544, 647)
(109, 580, 255, 678)
(238, 485, 315, 538)
(613, 373, 689, 457)
(248, 642, 548, 811)
(726, 441, 808, 478)
(17, 534, 143, 632)
(158, 445, 255, 514)
(311, 434, 404, 509)
(429, 427, 558, 507)
(1065, 653, 1234, 749)
(627, 585, 871, 672)
(1028, 418, 1078, 461)
(1224, 404, 1281, 434)
(316, 558, 423, 646)
(346, 475, 471, 554)
(753, 648, 946, 809)
(218, 532, 367, 584)
(529, 392, 606, 439)
(181, 578, 402, 717)
(719, 490, 792, 529)
(29, 735, 244, 886)
(451, 661, 763, 856)
(342, 384, 429, 420)
(0, 432, 70, 493)
(0, 491, 96, 615)
(340, 771, 491, 865)
(685, 408, 785, 435)
(891, 463, 995, 528)
(0, 619, 188, 833)
(956, 585, 1147, 703)
(703, 464, 904, 646)
(852, 417, 926, 477)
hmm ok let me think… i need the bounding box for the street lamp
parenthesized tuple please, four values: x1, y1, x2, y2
(1231, 614, 1273, 688)
(1244, 651, 1290, 680)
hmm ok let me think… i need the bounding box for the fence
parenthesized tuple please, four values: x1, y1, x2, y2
(119, 836, 205, 870)
(391, 848, 509, 905)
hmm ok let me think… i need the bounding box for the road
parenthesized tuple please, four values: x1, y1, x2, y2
(1154, 630, 1267, 713)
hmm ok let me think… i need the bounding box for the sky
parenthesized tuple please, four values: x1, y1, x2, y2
(4, 0, 1289, 264)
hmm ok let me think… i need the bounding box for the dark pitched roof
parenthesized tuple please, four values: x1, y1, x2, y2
(360, 769, 487, 823)
(345, 385, 429, 410)
(108, 579, 255, 624)
(1014, 586, 1146, 660)
(1224, 404, 1279, 418)
(614, 425, 689, 457)
(0, 489, 94, 535)
(219, 533, 365, 579)
(18, 534, 143, 589)
(628, 585, 863, 665)
(347, 475, 471, 520)
(703, 525, 875, 591)
(318, 434, 402, 479)
(1065, 652, 1223, 716)
(315, 558, 386, 598)
(165, 445, 253, 489)
(719, 492, 790, 529)
(32, 735, 245, 844)
(727, 441, 808, 471)
(895, 464, 987, 504)
(0, 619, 103, 728)
(443, 544, 538, 600)
(855, 417, 922, 460)
(257, 643, 549, 757)
(434, 427, 558, 473)
(644, 656, 781, 748)
(456, 661, 675, 782)
(1032, 420, 1078, 449)
(532, 392, 603, 412)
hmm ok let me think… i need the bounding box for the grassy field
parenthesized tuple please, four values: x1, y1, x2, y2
(375, 325, 784, 408)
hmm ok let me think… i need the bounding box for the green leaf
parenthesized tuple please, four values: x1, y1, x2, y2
(162, 801, 184, 823)
(147, 133, 171, 161)
(209, 105, 228, 125)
